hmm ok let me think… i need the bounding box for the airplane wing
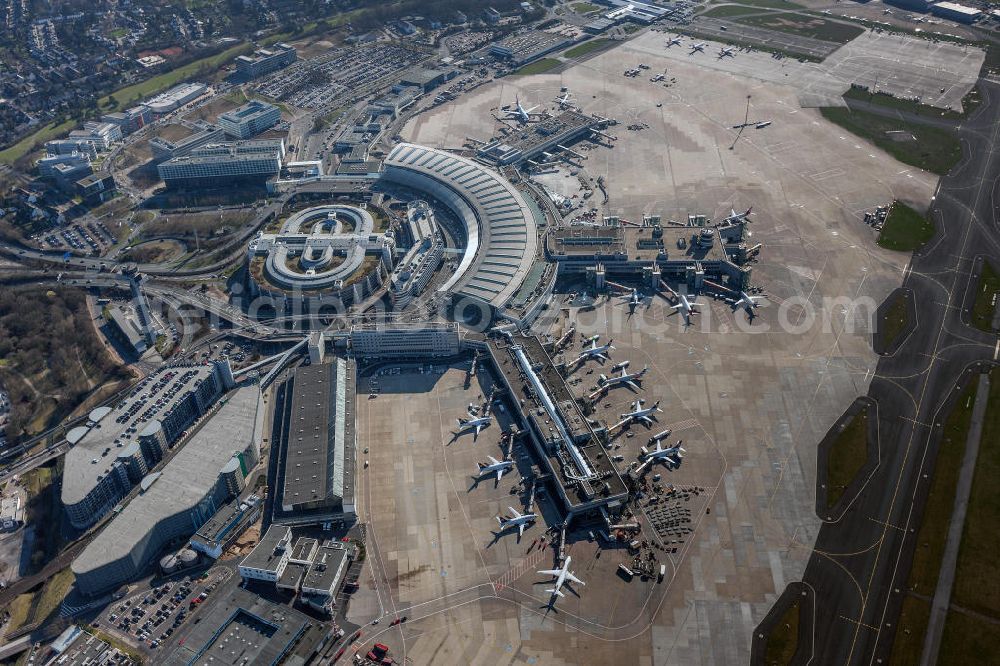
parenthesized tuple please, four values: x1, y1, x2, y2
(566, 572, 585, 586)
(474, 423, 483, 438)
(496, 466, 505, 482)
(538, 568, 562, 577)
(640, 415, 653, 425)
(487, 455, 500, 465)
(625, 380, 639, 390)
(518, 522, 526, 538)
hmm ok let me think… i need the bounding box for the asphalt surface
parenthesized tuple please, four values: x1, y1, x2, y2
(785, 79, 1000, 664)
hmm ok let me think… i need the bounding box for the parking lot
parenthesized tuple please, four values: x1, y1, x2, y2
(95, 567, 229, 654)
(34, 219, 116, 255)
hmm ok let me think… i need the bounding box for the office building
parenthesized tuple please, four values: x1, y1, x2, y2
(105, 304, 146, 355)
(149, 120, 225, 161)
(62, 361, 235, 530)
(189, 494, 262, 559)
(158, 139, 284, 188)
(71, 385, 263, 596)
(272, 360, 356, 524)
(37, 152, 91, 180)
(45, 139, 98, 159)
(235, 43, 297, 79)
(74, 172, 116, 206)
(145, 82, 209, 115)
(349, 323, 461, 358)
(67, 122, 122, 152)
(101, 105, 153, 135)
(218, 100, 282, 139)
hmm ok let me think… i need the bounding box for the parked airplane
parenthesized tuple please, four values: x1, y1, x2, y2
(598, 365, 648, 391)
(666, 36, 683, 47)
(475, 455, 513, 482)
(620, 399, 663, 426)
(724, 206, 753, 224)
(718, 47, 736, 58)
(755, 121, 772, 129)
(455, 401, 492, 440)
(538, 556, 585, 599)
(689, 42, 707, 53)
(650, 72, 665, 82)
(497, 506, 537, 537)
(644, 439, 685, 468)
(503, 96, 539, 123)
(620, 288, 643, 312)
(554, 91, 574, 108)
(730, 291, 764, 318)
(669, 294, 700, 326)
(575, 337, 615, 364)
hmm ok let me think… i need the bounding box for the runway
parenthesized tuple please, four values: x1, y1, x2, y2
(770, 79, 1000, 664)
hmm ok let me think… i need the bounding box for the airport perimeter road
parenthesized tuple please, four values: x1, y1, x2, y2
(790, 80, 1000, 664)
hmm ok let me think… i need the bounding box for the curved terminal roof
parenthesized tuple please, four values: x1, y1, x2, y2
(383, 143, 539, 309)
(89, 406, 112, 423)
(67, 426, 91, 446)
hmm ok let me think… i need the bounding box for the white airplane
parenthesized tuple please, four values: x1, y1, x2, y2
(718, 47, 736, 58)
(883, 8, 893, 15)
(724, 206, 753, 224)
(666, 36, 682, 47)
(620, 288, 642, 309)
(644, 439, 685, 468)
(755, 121, 772, 129)
(689, 42, 707, 53)
(554, 91, 574, 108)
(669, 294, 700, 326)
(455, 402, 492, 440)
(598, 365, 648, 391)
(503, 95, 539, 123)
(475, 455, 513, 482)
(538, 556, 585, 599)
(496, 506, 537, 537)
(650, 72, 665, 82)
(575, 337, 614, 364)
(620, 399, 663, 426)
(730, 291, 764, 318)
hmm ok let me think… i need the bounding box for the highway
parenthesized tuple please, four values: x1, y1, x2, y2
(774, 78, 1000, 664)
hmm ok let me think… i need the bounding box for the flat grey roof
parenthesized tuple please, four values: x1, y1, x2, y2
(62, 364, 217, 506)
(239, 524, 291, 573)
(383, 143, 539, 308)
(72, 386, 263, 577)
(280, 360, 355, 513)
(301, 542, 348, 593)
(160, 587, 313, 666)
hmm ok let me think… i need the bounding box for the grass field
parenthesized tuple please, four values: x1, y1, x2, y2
(702, 6, 760, 19)
(570, 1, 601, 13)
(564, 39, 612, 59)
(820, 107, 962, 176)
(97, 42, 250, 110)
(0, 118, 77, 165)
(878, 202, 935, 252)
(949, 369, 1000, 617)
(890, 380, 978, 665)
(878, 290, 912, 352)
(5, 568, 75, 633)
(844, 86, 983, 119)
(969, 261, 1000, 333)
(938, 609, 1000, 665)
(764, 599, 800, 665)
(512, 58, 561, 76)
(715, 0, 804, 9)
(736, 12, 864, 44)
(826, 406, 869, 510)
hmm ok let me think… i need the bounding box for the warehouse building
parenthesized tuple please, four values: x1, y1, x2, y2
(235, 43, 297, 79)
(105, 304, 147, 355)
(218, 100, 282, 139)
(931, 1, 982, 23)
(271, 360, 356, 525)
(159, 586, 316, 666)
(62, 360, 235, 530)
(71, 385, 263, 596)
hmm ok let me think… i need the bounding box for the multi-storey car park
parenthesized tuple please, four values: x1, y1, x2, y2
(62, 360, 236, 530)
(71, 385, 264, 596)
(245, 204, 395, 312)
